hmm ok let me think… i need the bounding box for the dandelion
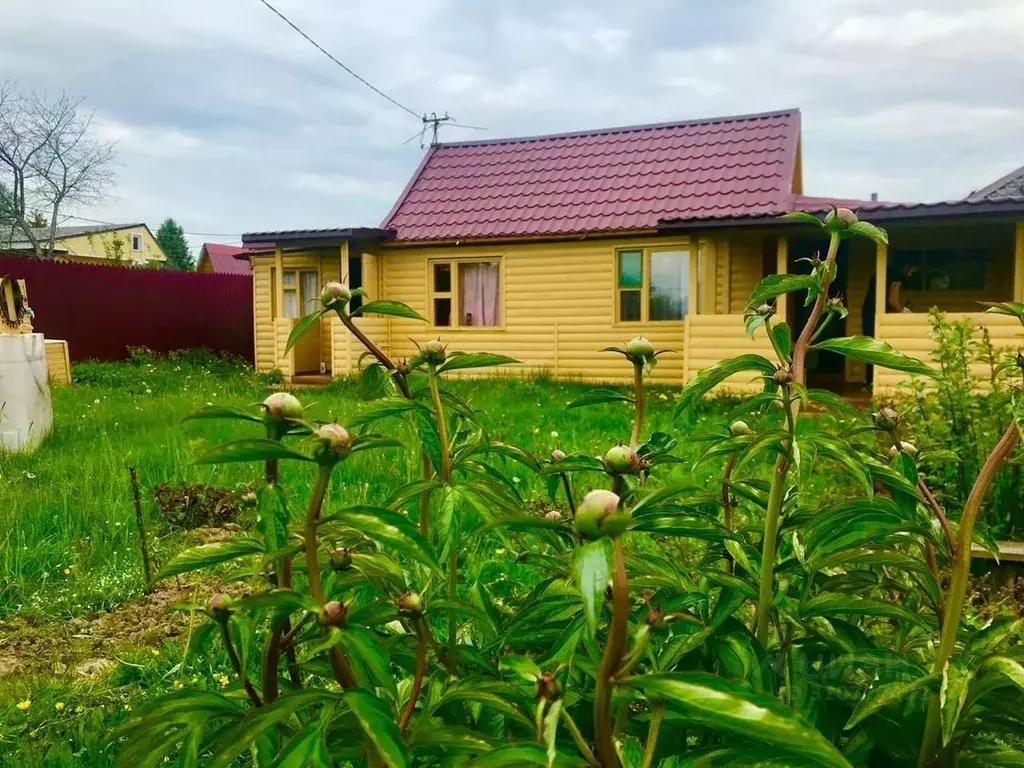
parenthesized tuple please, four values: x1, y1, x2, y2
(54, 702, 65, 713)
(63, 568, 71, 576)
(658, 393, 668, 401)
(217, 674, 230, 687)
(16, 699, 31, 711)
(151, 648, 160, 656)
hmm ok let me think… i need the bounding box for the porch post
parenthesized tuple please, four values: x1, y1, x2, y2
(274, 246, 284, 319)
(874, 241, 888, 338)
(775, 236, 788, 319)
(1015, 221, 1024, 302)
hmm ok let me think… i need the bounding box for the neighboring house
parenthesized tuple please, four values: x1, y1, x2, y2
(197, 243, 252, 275)
(1, 223, 166, 265)
(242, 109, 1024, 395)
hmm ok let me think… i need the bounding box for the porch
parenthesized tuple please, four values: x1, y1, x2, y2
(683, 213, 1024, 397)
(244, 228, 392, 382)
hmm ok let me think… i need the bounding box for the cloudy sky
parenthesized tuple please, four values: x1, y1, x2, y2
(2, 0, 1022, 250)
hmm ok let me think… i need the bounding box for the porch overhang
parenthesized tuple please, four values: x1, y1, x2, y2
(241, 227, 395, 251)
(656, 196, 1024, 232)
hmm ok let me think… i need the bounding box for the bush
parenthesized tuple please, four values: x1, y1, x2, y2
(897, 309, 1024, 539)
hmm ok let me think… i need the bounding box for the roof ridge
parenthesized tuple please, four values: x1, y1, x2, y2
(431, 108, 801, 150)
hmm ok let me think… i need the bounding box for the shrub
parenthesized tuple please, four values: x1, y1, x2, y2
(115, 211, 1024, 767)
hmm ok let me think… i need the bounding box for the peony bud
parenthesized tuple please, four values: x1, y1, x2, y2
(536, 671, 562, 702)
(874, 406, 900, 431)
(262, 392, 303, 423)
(626, 336, 655, 361)
(320, 600, 348, 627)
(729, 420, 751, 436)
(208, 593, 234, 621)
(575, 489, 629, 539)
(320, 282, 351, 310)
(544, 510, 563, 522)
(397, 591, 425, 617)
(551, 448, 567, 462)
(604, 444, 642, 475)
(315, 423, 352, 463)
(889, 441, 917, 459)
(646, 605, 667, 631)
(824, 207, 859, 232)
(422, 339, 447, 366)
(329, 547, 352, 572)
(773, 368, 793, 385)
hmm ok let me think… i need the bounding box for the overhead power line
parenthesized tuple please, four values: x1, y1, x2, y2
(60, 215, 241, 239)
(255, 0, 421, 120)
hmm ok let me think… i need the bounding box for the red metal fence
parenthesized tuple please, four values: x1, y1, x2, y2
(0, 257, 253, 362)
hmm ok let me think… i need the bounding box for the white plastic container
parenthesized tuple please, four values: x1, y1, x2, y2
(0, 333, 53, 453)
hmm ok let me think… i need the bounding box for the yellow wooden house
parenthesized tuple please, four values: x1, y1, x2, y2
(243, 109, 1024, 396)
(3, 223, 166, 265)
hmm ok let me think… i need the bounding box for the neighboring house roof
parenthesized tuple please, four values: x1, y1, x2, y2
(381, 109, 802, 242)
(968, 164, 1024, 201)
(2, 222, 154, 252)
(198, 243, 252, 275)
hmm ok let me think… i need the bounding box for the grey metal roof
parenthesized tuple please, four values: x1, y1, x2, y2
(2, 222, 145, 249)
(969, 165, 1024, 201)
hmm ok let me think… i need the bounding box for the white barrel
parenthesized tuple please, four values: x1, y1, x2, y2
(0, 333, 53, 453)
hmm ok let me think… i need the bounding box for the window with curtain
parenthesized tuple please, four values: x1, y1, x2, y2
(300, 271, 319, 315)
(616, 248, 690, 322)
(459, 261, 500, 327)
(282, 270, 298, 318)
(430, 259, 501, 327)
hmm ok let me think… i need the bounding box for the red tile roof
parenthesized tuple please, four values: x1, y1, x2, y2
(199, 243, 251, 275)
(382, 109, 802, 242)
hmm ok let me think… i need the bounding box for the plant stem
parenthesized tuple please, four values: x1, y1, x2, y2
(721, 454, 737, 573)
(561, 709, 600, 767)
(594, 538, 629, 768)
(630, 361, 645, 447)
(924, 540, 945, 625)
(756, 452, 789, 645)
(304, 468, 332, 605)
(127, 466, 153, 588)
(399, 618, 430, 733)
(561, 473, 577, 517)
(427, 364, 452, 485)
(640, 703, 664, 768)
(218, 621, 262, 707)
(919, 421, 1020, 767)
(918, 478, 957, 557)
(791, 233, 840, 386)
(534, 700, 547, 744)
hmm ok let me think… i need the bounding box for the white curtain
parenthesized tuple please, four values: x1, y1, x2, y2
(300, 271, 319, 314)
(459, 262, 500, 326)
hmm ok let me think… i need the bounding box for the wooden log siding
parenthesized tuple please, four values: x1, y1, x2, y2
(381, 236, 694, 384)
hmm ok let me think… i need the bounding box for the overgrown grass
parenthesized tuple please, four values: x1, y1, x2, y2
(0, 354, 747, 620)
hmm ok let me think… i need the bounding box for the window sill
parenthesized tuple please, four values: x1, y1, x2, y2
(428, 325, 506, 333)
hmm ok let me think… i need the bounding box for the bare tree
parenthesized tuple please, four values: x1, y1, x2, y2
(0, 82, 115, 258)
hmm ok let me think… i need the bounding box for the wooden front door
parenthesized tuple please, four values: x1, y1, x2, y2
(291, 269, 321, 373)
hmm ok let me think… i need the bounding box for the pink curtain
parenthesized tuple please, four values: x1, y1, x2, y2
(459, 262, 500, 326)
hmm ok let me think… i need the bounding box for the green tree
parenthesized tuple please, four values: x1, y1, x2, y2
(156, 217, 194, 270)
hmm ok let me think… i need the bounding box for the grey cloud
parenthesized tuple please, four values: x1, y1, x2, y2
(0, 0, 1021, 246)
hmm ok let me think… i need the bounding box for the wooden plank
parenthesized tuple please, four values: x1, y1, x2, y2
(971, 541, 1024, 563)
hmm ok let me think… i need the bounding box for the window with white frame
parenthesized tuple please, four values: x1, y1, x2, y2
(131, 233, 143, 252)
(616, 248, 690, 323)
(430, 258, 501, 327)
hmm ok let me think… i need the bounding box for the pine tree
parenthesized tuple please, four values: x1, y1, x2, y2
(155, 218, 194, 270)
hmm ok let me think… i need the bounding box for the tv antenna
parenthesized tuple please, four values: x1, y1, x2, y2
(404, 112, 487, 148)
